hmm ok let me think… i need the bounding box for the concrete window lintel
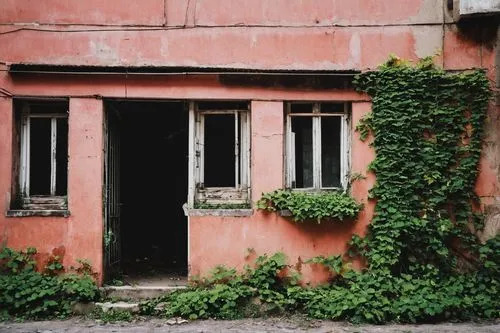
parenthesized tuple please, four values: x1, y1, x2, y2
(6, 210, 70, 218)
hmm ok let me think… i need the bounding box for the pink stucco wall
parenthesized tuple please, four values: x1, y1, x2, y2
(0, 98, 104, 281)
(0, 1, 491, 71)
(188, 101, 375, 283)
(0, 0, 498, 283)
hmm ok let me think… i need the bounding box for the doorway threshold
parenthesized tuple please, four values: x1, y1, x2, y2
(101, 284, 186, 301)
(122, 273, 188, 287)
(102, 274, 188, 301)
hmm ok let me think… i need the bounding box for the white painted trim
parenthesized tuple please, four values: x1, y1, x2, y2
(28, 113, 67, 118)
(20, 104, 30, 196)
(290, 132, 296, 188)
(192, 102, 250, 204)
(240, 111, 250, 191)
(19, 101, 69, 198)
(340, 103, 349, 190)
(245, 110, 251, 196)
(187, 102, 196, 207)
(26, 115, 30, 196)
(285, 102, 350, 191)
(234, 112, 239, 188)
(312, 103, 321, 189)
(50, 118, 57, 195)
(198, 111, 205, 187)
(285, 103, 293, 188)
(289, 113, 344, 117)
(199, 110, 246, 114)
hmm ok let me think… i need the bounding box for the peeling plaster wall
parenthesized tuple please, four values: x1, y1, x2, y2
(0, 0, 488, 71)
(0, 98, 104, 282)
(475, 23, 500, 243)
(0, 0, 494, 72)
(0, 0, 499, 282)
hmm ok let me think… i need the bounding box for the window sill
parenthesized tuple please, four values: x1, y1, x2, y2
(182, 204, 253, 217)
(6, 210, 70, 218)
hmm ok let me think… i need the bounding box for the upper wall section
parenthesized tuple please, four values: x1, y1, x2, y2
(1, 0, 443, 26)
(167, 0, 444, 27)
(0, 26, 445, 70)
(0, 0, 492, 71)
(0, 0, 165, 26)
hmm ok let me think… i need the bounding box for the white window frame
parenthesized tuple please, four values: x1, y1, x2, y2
(19, 101, 68, 198)
(188, 101, 250, 206)
(285, 102, 350, 191)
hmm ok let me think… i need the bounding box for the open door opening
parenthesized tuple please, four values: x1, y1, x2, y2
(104, 100, 188, 283)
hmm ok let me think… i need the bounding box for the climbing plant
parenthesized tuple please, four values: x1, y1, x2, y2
(352, 55, 492, 274)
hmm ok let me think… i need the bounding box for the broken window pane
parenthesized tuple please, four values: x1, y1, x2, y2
(321, 116, 341, 187)
(29, 118, 51, 195)
(204, 114, 236, 187)
(292, 116, 313, 188)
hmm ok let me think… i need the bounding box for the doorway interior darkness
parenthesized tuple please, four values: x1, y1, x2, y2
(107, 100, 188, 278)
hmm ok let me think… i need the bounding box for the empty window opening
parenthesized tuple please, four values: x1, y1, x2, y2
(29, 118, 52, 195)
(204, 114, 236, 187)
(12, 100, 68, 210)
(192, 101, 250, 206)
(286, 102, 349, 190)
(291, 116, 313, 188)
(104, 101, 188, 281)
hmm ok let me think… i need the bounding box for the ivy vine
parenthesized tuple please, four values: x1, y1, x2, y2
(353, 55, 492, 274)
(257, 189, 362, 223)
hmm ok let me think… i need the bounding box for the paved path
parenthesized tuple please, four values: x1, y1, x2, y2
(1, 318, 499, 333)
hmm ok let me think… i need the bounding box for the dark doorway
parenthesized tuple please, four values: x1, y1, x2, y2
(106, 100, 188, 279)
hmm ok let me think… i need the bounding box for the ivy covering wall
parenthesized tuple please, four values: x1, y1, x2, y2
(353, 56, 492, 274)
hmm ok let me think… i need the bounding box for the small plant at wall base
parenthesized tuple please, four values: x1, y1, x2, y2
(0, 247, 100, 320)
(139, 252, 298, 320)
(257, 189, 362, 223)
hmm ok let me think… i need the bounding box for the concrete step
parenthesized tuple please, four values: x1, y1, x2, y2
(95, 301, 140, 313)
(101, 285, 187, 301)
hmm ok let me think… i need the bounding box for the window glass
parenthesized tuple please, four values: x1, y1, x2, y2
(321, 116, 341, 187)
(291, 116, 313, 188)
(204, 114, 235, 187)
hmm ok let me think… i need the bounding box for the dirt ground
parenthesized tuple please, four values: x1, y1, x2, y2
(1, 317, 499, 333)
